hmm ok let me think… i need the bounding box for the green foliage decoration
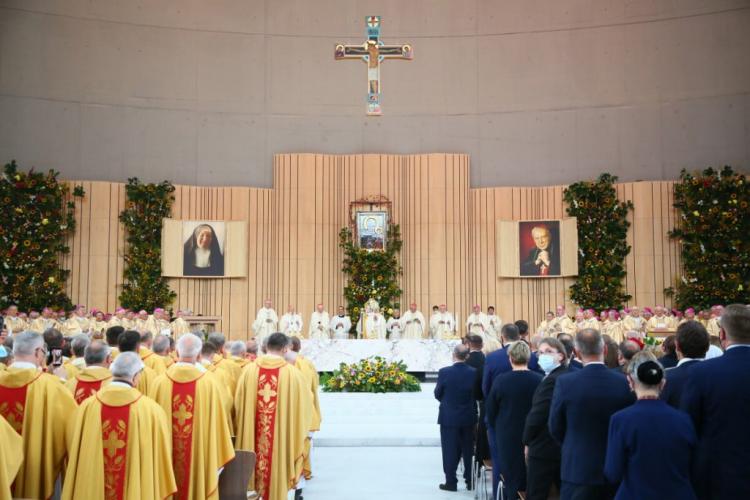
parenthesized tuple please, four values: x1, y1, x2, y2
(563, 173, 633, 310)
(0, 160, 84, 310)
(323, 356, 421, 393)
(667, 166, 749, 308)
(118, 178, 176, 311)
(339, 224, 403, 332)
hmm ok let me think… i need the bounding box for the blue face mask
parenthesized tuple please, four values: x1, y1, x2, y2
(538, 353, 560, 374)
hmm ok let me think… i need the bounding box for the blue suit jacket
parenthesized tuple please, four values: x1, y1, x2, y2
(435, 362, 478, 427)
(660, 359, 701, 409)
(548, 363, 635, 485)
(681, 345, 750, 499)
(482, 345, 542, 396)
(605, 399, 696, 500)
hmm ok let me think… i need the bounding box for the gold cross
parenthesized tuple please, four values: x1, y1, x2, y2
(258, 383, 277, 403)
(6, 413, 22, 433)
(173, 403, 192, 426)
(102, 429, 125, 458)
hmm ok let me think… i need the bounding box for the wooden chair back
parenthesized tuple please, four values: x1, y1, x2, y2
(219, 450, 256, 500)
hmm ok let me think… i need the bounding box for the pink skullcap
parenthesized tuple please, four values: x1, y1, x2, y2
(685, 307, 695, 314)
(115, 307, 126, 313)
(154, 308, 165, 314)
(138, 310, 147, 314)
(644, 307, 653, 313)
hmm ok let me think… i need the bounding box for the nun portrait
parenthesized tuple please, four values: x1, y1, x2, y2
(183, 223, 225, 276)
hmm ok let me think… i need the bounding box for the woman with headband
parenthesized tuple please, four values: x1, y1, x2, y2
(604, 351, 697, 499)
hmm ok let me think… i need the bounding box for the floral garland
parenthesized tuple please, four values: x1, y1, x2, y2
(339, 224, 403, 329)
(0, 161, 84, 311)
(563, 173, 633, 310)
(667, 166, 749, 308)
(118, 178, 176, 311)
(323, 356, 420, 393)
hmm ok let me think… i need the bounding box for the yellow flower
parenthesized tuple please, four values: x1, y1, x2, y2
(693, 211, 700, 216)
(48, 277, 55, 283)
(368, 377, 376, 383)
(395, 379, 401, 385)
(355, 380, 361, 386)
(41, 218, 49, 225)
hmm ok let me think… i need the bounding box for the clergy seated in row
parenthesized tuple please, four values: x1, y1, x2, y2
(0, 331, 77, 499)
(63, 352, 177, 499)
(66, 339, 114, 404)
(235, 332, 310, 500)
(151, 334, 235, 499)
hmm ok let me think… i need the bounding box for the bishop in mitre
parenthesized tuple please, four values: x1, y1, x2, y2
(401, 302, 426, 339)
(107, 307, 129, 329)
(356, 299, 387, 339)
(66, 340, 113, 404)
(0, 413, 23, 499)
(280, 305, 304, 337)
(151, 334, 235, 500)
(329, 306, 351, 339)
(0, 332, 77, 499)
(235, 333, 308, 500)
(430, 304, 456, 339)
(63, 352, 177, 500)
(253, 299, 279, 343)
(309, 303, 331, 340)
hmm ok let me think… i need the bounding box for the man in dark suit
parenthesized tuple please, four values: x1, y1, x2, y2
(557, 334, 582, 371)
(660, 321, 708, 408)
(515, 320, 544, 375)
(523, 337, 569, 500)
(465, 335, 489, 467)
(610, 339, 640, 374)
(681, 304, 750, 500)
(435, 344, 477, 492)
(549, 329, 635, 500)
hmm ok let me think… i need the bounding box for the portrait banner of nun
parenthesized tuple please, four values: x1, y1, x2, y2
(183, 222, 225, 276)
(161, 219, 247, 278)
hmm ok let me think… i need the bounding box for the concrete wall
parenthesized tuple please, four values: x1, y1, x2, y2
(1, 0, 749, 187)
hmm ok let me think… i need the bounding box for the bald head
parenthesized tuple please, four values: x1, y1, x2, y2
(152, 334, 170, 355)
(576, 328, 605, 361)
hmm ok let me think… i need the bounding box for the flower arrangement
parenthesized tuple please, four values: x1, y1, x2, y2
(667, 166, 749, 308)
(0, 160, 84, 310)
(563, 173, 633, 310)
(323, 356, 420, 393)
(339, 225, 403, 330)
(118, 178, 176, 311)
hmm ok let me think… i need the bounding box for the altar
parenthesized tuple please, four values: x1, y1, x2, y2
(300, 339, 461, 373)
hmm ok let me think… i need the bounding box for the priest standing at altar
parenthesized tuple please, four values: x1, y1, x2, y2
(431, 304, 457, 339)
(235, 333, 308, 500)
(62, 352, 177, 500)
(467, 305, 500, 352)
(387, 309, 403, 339)
(402, 303, 426, 339)
(280, 305, 304, 337)
(329, 306, 352, 339)
(309, 303, 331, 340)
(357, 300, 387, 339)
(253, 299, 279, 343)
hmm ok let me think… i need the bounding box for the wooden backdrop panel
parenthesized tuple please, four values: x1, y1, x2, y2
(63, 155, 679, 339)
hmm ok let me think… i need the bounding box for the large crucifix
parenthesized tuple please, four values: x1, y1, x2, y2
(335, 16, 413, 116)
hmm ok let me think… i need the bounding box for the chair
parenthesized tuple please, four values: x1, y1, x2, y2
(219, 450, 256, 500)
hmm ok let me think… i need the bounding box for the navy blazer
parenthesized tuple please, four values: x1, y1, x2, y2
(523, 364, 569, 460)
(568, 359, 583, 371)
(681, 345, 750, 500)
(548, 363, 635, 485)
(660, 359, 701, 409)
(482, 345, 543, 396)
(435, 362, 478, 427)
(658, 352, 679, 369)
(605, 399, 696, 500)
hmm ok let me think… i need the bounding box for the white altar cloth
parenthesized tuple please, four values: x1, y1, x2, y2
(300, 339, 461, 372)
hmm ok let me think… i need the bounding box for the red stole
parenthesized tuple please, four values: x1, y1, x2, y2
(100, 397, 135, 500)
(255, 366, 281, 499)
(170, 376, 199, 500)
(0, 372, 42, 434)
(74, 378, 109, 404)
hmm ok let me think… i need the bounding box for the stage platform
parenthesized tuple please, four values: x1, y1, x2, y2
(300, 339, 461, 373)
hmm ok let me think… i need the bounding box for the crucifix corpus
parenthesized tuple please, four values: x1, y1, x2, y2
(335, 16, 413, 116)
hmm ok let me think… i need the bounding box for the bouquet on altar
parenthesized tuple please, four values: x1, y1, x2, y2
(323, 356, 420, 393)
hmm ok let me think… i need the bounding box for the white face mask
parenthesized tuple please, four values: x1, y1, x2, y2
(538, 353, 560, 374)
